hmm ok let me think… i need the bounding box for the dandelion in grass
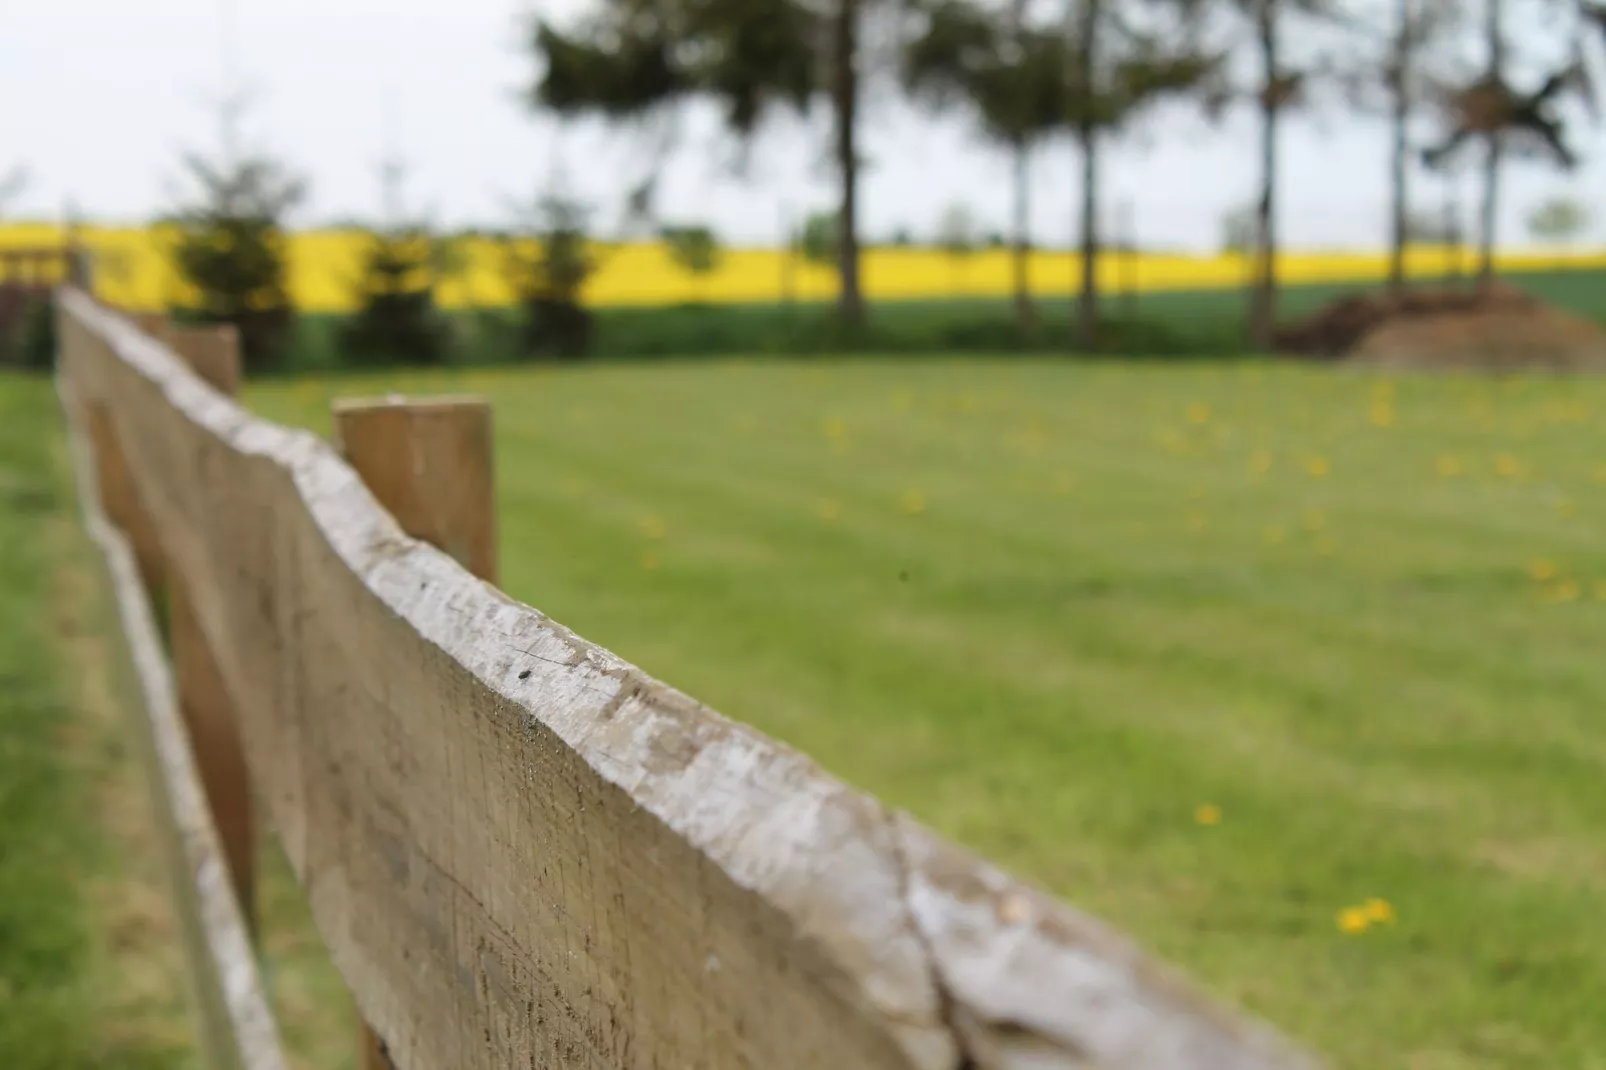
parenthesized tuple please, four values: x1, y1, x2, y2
(1186, 403, 1211, 425)
(823, 417, 848, 440)
(1531, 559, 1558, 581)
(900, 490, 927, 515)
(1436, 455, 1461, 477)
(1337, 906, 1371, 935)
(1306, 456, 1330, 478)
(817, 499, 842, 522)
(1497, 454, 1522, 478)
(639, 551, 661, 572)
(1194, 804, 1221, 826)
(638, 515, 667, 540)
(957, 393, 979, 413)
(1549, 579, 1581, 603)
(1363, 898, 1395, 924)
(1370, 403, 1395, 428)
(1263, 524, 1286, 545)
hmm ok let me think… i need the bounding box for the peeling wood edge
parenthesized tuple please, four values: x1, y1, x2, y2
(55, 368, 289, 1070)
(63, 288, 1319, 1070)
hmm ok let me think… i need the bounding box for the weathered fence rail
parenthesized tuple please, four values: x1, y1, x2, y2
(56, 287, 1318, 1070)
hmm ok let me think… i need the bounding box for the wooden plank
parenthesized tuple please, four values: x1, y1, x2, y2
(331, 397, 498, 583)
(334, 396, 497, 1070)
(164, 321, 256, 930)
(55, 367, 288, 1070)
(167, 324, 244, 397)
(59, 287, 1319, 1070)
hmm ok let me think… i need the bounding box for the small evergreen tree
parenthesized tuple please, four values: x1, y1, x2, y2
(339, 226, 450, 366)
(169, 154, 303, 371)
(502, 194, 596, 358)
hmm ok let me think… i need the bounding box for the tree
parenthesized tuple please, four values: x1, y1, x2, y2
(169, 154, 304, 371)
(530, 0, 894, 325)
(1526, 195, 1591, 243)
(1334, 0, 1466, 291)
(800, 210, 840, 266)
(660, 223, 722, 297)
(1062, 1, 1223, 348)
(1220, 204, 1257, 253)
(936, 202, 978, 293)
(1421, 0, 1596, 286)
(902, 0, 1068, 328)
(339, 156, 452, 366)
(1209, 0, 1354, 350)
(500, 193, 598, 358)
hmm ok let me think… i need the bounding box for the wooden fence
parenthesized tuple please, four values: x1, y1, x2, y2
(54, 287, 1319, 1070)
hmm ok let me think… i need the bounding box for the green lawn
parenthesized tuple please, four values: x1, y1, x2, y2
(0, 375, 194, 1068)
(250, 358, 1606, 1070)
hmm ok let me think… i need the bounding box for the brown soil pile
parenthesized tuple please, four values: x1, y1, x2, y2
(1275, 284, 1606, 371)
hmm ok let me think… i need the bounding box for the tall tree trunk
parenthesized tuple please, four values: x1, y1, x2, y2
(1248, 0, 1279, 351)
(1009, 0, 1034, 332)
(1012, 141, 1035, 331)
(1074, 0, 1101, 350)
(1478, 0, 1504, 288)
(833, 0, 865, 327)
(1387, 0, 1412, 293)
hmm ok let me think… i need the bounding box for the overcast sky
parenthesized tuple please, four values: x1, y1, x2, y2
(1, 0, 1601, 251)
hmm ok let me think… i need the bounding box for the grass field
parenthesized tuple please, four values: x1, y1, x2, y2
(0, 376, 194, 1069)
(248, 358, 1606, 1070)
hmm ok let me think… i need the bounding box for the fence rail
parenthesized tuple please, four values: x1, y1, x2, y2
(55, 286, 1318, 1070)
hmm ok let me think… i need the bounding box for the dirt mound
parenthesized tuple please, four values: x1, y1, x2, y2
(1275, 284, 1606, 371)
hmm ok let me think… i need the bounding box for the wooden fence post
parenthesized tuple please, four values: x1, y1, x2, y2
(332, 394, 497, 1070)
(163, 321, 257, 931)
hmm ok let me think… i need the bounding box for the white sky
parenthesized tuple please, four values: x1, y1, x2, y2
(1, 0, 1602, 251)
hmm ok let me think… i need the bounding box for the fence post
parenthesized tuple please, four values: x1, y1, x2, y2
(163, 321, 257, 931)
(332, 394, 498, 1070)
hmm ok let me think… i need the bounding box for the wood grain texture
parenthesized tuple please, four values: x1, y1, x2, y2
(59, 287, 1321, 1070)
(166, 324, 244, 398)
(332, 397, 498, 584)
(56, 368, 287, 1070)
(337, 397, 497, 1070)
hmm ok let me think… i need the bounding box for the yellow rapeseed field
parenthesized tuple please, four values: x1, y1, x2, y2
(3, 222, 1603, 313)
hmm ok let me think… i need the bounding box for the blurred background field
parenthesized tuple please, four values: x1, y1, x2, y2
(3, 222, 1603, 315)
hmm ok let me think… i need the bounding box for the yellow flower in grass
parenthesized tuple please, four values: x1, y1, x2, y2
(639, 551, 661, 572)
(822, 417, 848, 440)
(1263, 524, 1286, 545)
(1363, 897, 1395, 924)
(1548, 579, 1581, 603)
(1497, 454, 1523, 478)
(1436, 455, 1461, 477)
(900, 490, 927, 515)
(1187, 402, 1211, 424)
(1194, 804, 1222, 826)
(639, 514, 667, 540)
(1370, 403, 1395, 428)
(1530, 559, 1558, 581)
(817, 499, 842, 522)
(1306, 456, 1331, 478)
(1337, 906, 1371, 935)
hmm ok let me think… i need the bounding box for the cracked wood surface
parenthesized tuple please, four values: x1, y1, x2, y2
(58, 288, 1319, 1070)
